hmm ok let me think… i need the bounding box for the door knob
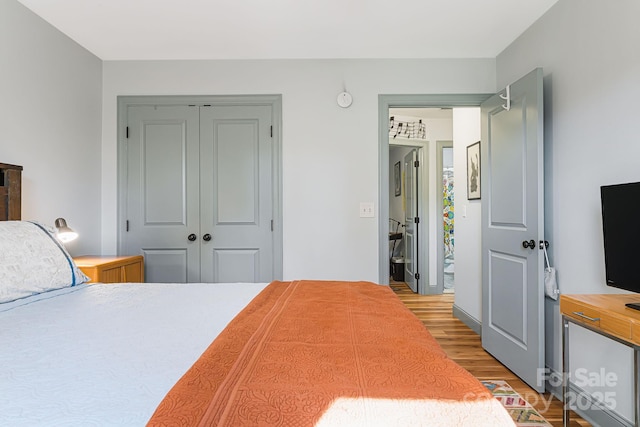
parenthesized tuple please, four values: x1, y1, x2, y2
(203, 233, 212, 242)
(522, 240, 535, 249)
(188, 233, 197, 242)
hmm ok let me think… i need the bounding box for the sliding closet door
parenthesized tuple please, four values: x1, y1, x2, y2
(199, 105, 274, 282)
(125, 105, 201, 283)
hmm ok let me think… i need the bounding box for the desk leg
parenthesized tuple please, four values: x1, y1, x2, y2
(562, 317, 570, 427)
(635, 348, 639, 427)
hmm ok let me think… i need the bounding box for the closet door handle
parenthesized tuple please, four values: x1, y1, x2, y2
(203, 233, 212, 242)
(188, 233, 197, 242)
(522, 240, 535, 249)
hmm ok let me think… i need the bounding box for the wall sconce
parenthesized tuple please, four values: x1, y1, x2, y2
(55, 218, 78, 243)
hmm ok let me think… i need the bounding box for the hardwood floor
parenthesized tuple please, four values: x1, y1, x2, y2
(390, 281, 591, 427)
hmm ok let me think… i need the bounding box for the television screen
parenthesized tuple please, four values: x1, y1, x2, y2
(601, 182, 640, 294)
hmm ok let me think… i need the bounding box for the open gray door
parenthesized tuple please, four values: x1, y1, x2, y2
(404, 149, 419, 293)
(481, 68, 545, 392)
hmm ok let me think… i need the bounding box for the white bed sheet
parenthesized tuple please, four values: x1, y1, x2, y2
(0, 282, 268, 426)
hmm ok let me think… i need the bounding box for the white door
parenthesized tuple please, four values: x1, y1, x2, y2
(199, 105, 274, 282)
(404, 149, 419, 293)
(124, 102, 275, 283)
(124, 105, 201, 282)
(481, 68, 545, 392)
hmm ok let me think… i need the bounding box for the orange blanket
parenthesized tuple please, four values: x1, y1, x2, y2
(148, 281, 514, 426)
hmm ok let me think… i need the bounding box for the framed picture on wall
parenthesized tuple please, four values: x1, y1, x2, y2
(467, 141, 481, 200)
(394, 161, 401, 197)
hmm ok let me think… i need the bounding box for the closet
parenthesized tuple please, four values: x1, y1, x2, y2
(119, 96, 282, 283)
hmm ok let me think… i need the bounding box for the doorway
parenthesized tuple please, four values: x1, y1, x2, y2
(378, 76, 545, 393)
(388, 130, 427, 294)
(386, 107, 455, 295)
(378, 94, 490, 294)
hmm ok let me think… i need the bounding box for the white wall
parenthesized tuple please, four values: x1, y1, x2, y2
(102, 59, 496, 281)
(497, 0, 640, 422)
(0, 0, 103, 256)
(452, 108, 482, 320)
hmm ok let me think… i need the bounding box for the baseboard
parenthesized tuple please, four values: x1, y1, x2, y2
(545, 366, 633, 427)
(452, 303, 481, 335)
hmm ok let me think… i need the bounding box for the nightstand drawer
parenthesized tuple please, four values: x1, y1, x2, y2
(74, 255, 144, 284)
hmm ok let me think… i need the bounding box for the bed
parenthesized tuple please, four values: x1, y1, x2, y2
(0, 165, 514, 426)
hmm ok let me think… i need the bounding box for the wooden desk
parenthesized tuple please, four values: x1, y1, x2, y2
(74, 255, 144, 283)
(560, 294, 640, 426)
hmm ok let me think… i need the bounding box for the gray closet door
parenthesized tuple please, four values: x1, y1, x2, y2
(125, 105, 201, 283)
(481, 68, 545, 392)
(199, 105, 274, 283)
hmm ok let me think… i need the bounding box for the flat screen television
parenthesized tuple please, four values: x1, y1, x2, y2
(601, 182, 640, 310)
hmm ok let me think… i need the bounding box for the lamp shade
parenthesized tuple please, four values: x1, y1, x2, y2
(54, 218, 78, 243)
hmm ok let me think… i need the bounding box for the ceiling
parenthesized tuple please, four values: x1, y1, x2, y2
(17, 0, 559, 61)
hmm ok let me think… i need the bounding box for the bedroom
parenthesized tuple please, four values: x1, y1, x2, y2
(1, 0, 639, 425)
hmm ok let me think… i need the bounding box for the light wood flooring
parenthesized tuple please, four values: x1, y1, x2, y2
(390, 281, 591, 427)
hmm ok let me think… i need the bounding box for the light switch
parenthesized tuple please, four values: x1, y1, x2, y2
(359, 202, 375, 218)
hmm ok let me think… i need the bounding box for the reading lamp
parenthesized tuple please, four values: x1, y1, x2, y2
(55, 218, 78, 243)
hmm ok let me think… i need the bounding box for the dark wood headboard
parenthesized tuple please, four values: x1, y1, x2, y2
(0, 163, 22, 221)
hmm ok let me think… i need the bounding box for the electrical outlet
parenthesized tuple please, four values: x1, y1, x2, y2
(359, 202, 375, 218)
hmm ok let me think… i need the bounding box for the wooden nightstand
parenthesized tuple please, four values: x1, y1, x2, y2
(74, 255, 144, 283)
